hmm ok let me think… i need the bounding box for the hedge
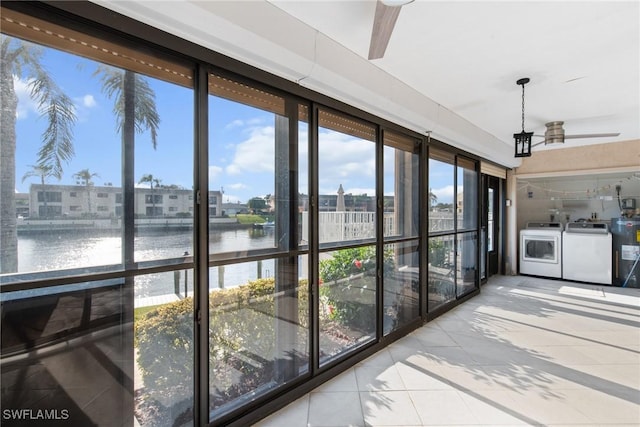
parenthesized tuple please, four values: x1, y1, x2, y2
(135, 278, 309, 423)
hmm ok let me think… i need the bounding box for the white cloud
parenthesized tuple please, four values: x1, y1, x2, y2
(209, 165, 223, 182)
(224, 117, 266, 131)
(14, 76, 39, 120)
(431, 185, 456, 204)
(225, 119, 244, 130)
(225, 126, 275, 176)
(226, 163, 242, 175)
(228, 183, 248, 190)
(82, 94, 96, 108)
(212, 124, 379, 201)
(318, 129, 376, 194)
(72, 94, 97, 123)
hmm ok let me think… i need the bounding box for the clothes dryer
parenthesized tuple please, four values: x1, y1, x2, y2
(519, 222, 563, 278)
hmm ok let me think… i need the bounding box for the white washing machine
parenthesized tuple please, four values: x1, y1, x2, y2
(519, 222, 563, 278)
(562, 222, 612, 285)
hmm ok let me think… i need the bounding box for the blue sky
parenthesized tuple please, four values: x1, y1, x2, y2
(14, 40, 455, 205)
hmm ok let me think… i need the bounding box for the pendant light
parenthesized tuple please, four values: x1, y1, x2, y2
(514, 78, 533, 157)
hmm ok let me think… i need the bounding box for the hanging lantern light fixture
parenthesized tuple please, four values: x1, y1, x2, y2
(514, 77, 533, 157)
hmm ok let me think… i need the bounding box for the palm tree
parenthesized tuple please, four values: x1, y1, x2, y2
(138, 173, 161, 216)
(1, 35, 76, 273)
(429, 188, 438, 209)
(22, 164, 56, 218)
(94, 66, 159, 149)
(96, 66, 160, 226)
(73, 169, 99, 216)
(1, 37, 159, 274)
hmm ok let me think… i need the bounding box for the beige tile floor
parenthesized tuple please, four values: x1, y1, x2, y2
(254, 275, 640, 426)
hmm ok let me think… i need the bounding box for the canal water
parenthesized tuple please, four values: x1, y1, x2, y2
(15, 228, 276, 298)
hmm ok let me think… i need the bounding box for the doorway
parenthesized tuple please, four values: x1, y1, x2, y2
(482, 175, 501, 281)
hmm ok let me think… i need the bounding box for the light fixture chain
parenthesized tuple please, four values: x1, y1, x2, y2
(521, 83, 526, 132)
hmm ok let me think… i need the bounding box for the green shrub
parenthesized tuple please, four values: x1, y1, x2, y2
(429, 239, 447, 265)
(135, 277, 309, 415)
(136, 297, 193, 395)
(318, 246, 394, 331)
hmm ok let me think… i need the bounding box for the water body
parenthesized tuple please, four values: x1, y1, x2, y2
(15, 228, 276, 298)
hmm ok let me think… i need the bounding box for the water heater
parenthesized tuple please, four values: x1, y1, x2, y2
(611, 217, 640, 287)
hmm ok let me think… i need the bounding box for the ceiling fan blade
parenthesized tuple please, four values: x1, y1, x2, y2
(531, 131, 620, 148)
(368, 0, 402, 60)
(564, 133, 620, 139)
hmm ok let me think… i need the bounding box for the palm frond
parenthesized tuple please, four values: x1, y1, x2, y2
(37, 95, 76, 179)
(95, 66, 160, 149)
(6, 38, 78, 180)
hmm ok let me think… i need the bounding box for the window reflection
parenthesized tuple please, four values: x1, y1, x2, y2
(1, 278, 136, 426)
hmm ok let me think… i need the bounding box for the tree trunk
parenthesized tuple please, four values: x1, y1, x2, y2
(86, 185, 92, 216)
(122, 70, 136, 267)
(1, 59, 19, 273)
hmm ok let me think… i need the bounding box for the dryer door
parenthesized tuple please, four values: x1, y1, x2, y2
(522, 235, 559, 264)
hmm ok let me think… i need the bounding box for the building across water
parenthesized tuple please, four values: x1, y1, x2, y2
(22, 183, 222, 219)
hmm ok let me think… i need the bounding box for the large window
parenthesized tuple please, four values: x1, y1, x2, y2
(382, 131, 420, 335)
(457, 157, 478, 231)
(317, 109, 377, 365)
(207, 73, 309, 422)
(1, 3, 485, 426)
(208, 73, 289, 254)
(0, 8, 195, 427)
(428, 149, 479, 311)
(456, 157, 478, 296)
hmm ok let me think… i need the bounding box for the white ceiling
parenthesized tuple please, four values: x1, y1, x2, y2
(94, 1, 639, 168)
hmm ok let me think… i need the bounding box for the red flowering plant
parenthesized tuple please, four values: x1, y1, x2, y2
(318, 246, 395, 329)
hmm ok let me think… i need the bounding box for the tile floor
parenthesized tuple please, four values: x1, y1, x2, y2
(254, 275, 640, 426)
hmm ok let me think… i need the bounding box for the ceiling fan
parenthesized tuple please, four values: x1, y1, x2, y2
(368, 0, 414, 60)
(532, 121, 620, 147)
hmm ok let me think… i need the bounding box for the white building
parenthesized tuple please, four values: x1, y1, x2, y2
(27, 183, 222, 219)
